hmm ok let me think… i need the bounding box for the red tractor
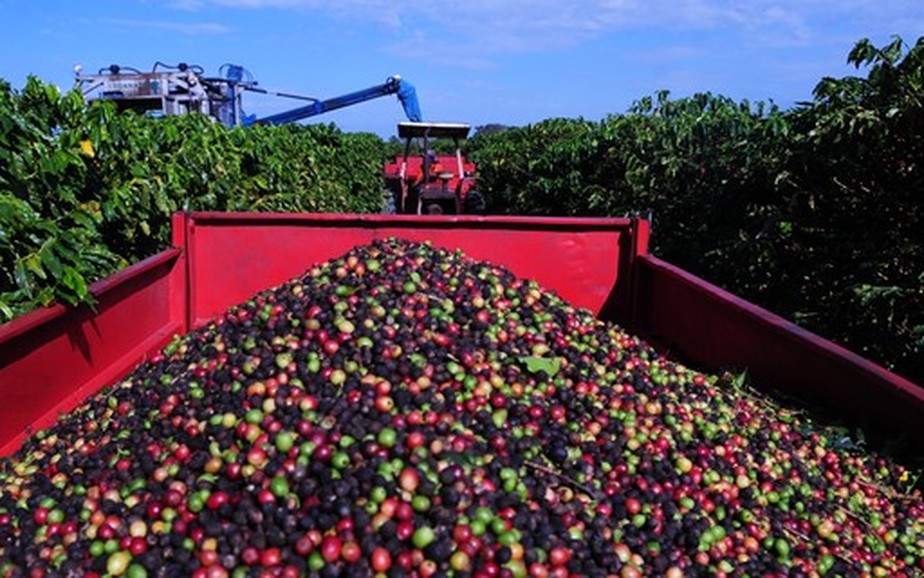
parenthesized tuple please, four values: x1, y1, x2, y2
(383, 122, 485, 215)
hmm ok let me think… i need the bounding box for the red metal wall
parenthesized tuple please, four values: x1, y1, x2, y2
(632, 254, 924, 447)
(178, 213, 645, 329)
(0, 249, 187, 457)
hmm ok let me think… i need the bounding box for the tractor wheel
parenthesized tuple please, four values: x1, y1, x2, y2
(463, 190, 486, 214)
(424, 203, 443, 215)
(382, 191, 397, 214)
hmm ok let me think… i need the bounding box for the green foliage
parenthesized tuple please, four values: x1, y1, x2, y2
(469, 36, 923, 385)
(470, 117, 597, 215)
(783, 35, 924, 382)
(0, 80, 386, 321)
(0, 79, 126, 315)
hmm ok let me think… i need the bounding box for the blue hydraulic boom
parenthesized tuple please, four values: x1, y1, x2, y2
(247, 75, 421, 126)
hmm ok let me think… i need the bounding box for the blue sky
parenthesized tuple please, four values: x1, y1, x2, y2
(1, 1, 921, 137)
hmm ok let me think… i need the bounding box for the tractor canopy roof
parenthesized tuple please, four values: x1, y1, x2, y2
(398, 122, 471, 141)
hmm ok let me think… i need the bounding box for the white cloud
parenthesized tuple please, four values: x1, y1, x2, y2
(162, 0, 923, 58)
(164, 0, 206, 10)
(101, 17, 230, 35)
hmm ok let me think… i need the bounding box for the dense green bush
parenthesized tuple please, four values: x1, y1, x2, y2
(468, 36, 923, 385)
(0, 79, 387, 321)
(783, 37, 923, 383)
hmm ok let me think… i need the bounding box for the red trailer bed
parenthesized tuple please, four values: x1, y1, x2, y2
(0, 212, 921, 457)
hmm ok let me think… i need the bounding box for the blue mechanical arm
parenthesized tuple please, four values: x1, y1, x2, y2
(247, 75, 422, 126)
